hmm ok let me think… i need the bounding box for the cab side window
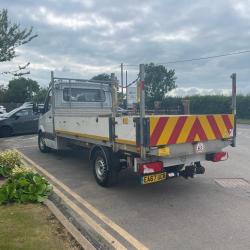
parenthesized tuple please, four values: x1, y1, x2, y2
(63, 88, 105, 102)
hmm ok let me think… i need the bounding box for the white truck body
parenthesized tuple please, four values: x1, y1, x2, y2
(38, 73, 236, 186)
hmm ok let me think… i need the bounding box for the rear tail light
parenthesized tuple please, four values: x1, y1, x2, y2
(213, 152, 228, 162)
(138, 161, 163, 174)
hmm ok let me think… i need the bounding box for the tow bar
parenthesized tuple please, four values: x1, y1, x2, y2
(179, 162, 205, 179)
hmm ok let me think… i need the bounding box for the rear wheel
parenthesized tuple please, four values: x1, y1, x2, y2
(38, 132, 51, 153)
(92, 148, 118, 187)
(0, 126, 12, 137)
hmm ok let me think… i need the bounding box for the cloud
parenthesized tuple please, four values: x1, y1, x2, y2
(71, 0, 95, 8)
(31, 6, 118, 32)
(167, 87, 232, 97)
(150, 28, 198, 42)
(0, 0, 249, 94)
(232, 0, 250, 19)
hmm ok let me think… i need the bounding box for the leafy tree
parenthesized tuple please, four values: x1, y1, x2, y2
(5, 77, 39, 103)
(144, 63, 177, 107)
(0, 9, 37, 76)
(32, 87, 48, 103)
(91, 73, 111, 81)
(117, 92, 124, 106)
(0, 85, 7, 102)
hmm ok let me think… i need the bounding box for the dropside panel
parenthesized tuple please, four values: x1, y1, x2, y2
(54, 116, 110, 142)
(115, 117, 136, 145)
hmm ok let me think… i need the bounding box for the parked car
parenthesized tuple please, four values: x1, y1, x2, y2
(117, 107, 128, 115)
(38, 103, 44, 112)
(0, 107, 39, 137)
(0, 105, 6, 114)
(21, 102, 34, 108)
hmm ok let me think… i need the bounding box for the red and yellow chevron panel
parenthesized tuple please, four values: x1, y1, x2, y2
(149, 114, 234, 146)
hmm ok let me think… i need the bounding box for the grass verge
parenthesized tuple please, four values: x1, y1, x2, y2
(237, 119, 250, 125)
(0, 203, 81, 250)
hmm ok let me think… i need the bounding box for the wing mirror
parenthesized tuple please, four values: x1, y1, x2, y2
(33, 105, 38, 113)
(33, 104, 45, 114)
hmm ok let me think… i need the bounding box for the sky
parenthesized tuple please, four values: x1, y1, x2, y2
(0, 0, 250, 96)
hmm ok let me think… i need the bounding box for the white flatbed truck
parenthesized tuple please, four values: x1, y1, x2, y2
(37, 66, 236, 187)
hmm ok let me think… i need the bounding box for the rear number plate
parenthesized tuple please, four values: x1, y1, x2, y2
(142, 172, 167, 184)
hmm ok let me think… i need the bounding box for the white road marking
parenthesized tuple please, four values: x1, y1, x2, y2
(16, 145, 37, 149)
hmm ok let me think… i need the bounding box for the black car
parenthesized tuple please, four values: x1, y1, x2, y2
(0, 107, 39, 137)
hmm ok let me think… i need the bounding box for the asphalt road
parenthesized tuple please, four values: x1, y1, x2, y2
(0, 125, 250, 250)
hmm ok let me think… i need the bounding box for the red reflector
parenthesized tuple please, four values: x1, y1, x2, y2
(213, 152, 228, 162)
(139, 161, 163, 174)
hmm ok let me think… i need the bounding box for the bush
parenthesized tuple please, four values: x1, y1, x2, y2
(0, 171, 53, 204)
(0, 165, 12, 178)
(0, 150, 21, 177)
(11, 165, 33, 175)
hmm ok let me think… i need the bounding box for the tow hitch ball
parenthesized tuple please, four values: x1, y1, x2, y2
(180, 162, 205, 179)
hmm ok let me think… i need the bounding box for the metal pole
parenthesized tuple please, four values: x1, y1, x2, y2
(139, 64, 146, 159)
(111, 73, 118, 152)
(125, 70, 128, 109)
(231, 73, 237, 147)
(51, 71, 55, 134)
(111, 73, 117, 118)
(121, 63, 124, 107)
(69, 79, 72, 109)
(51, 71, 54, 112)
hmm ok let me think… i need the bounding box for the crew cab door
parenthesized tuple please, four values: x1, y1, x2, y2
(39, 89, 54, 138)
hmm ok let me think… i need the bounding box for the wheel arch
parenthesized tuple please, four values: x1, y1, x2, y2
(38, 125, 45, 135)
(89, 145, 110, 163)
(91, 145, 120, 187)
(89, 145, 121, 172)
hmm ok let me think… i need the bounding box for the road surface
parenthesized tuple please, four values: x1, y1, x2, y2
(0, 125, 249, 250)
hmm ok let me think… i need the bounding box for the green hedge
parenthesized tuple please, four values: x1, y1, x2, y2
(189, 95, 231, 115)
(236, 95, 250, 119)
(159, 95, 250, 119)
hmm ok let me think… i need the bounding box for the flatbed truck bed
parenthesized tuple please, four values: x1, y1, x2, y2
(37, 69, 236, 187)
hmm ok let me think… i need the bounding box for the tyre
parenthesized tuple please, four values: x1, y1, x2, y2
(92, 148, 118, 187)
(0, 126, 13, 137)
(38, 132, 51, 153)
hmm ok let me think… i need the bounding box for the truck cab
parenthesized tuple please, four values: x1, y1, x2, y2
(38, 77, 113, 151)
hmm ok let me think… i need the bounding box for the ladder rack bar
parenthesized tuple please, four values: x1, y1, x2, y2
(53, 76, 112, 84)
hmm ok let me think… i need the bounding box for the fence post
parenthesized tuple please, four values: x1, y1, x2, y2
(182, 99, 190, 114)
(139, 64, 146, 159)
(231, 73, 237, 147)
